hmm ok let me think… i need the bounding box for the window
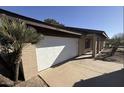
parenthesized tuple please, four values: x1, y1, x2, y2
(85, 38, 91, 49)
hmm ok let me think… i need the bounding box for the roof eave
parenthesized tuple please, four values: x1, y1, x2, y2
(25, 20, 82, 36)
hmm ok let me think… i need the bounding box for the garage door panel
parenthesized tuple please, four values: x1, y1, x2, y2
(36, 36, 78, 71)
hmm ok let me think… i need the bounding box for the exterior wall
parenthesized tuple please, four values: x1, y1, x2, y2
(97, 37, 100, 53)
(78, 36, 85, 55)
(84, 37, 93, 53)
(79, 36, 93, 54)
(100, 38, 104, 50)
(19, 34, 106, 80)
(103, 41, 105, 48)
(78, 34, 106, 57)
(92, 35, 106, 57)
(99, 37, 106, 51)
(99, 39, 102, 51)
(21, 43, 37, 81)
(36, 36, 79, 71)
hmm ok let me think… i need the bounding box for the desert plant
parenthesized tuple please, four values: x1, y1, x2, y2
(0, 15, 43, 82)
(109, 33, 124, 56)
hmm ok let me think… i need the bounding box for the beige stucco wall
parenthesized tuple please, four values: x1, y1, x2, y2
(78, 36, 85, 56)
(21, 43, 38, 81)
(84, 37, 93, 53)
(78, 35, 94, 55)
(79, 34, 106, 58)
(20, 35, 106, 80)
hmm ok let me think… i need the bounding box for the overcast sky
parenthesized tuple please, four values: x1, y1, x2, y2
(0, 6, 123, 38)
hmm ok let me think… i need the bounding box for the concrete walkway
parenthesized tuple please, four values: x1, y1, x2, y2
(38, 55, 123, 87)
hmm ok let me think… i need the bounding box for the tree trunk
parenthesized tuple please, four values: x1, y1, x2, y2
(13, 51, 22, 83)
(14, 61, 20, 82)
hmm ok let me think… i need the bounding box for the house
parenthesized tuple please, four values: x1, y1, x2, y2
(0, 9, 108, 80)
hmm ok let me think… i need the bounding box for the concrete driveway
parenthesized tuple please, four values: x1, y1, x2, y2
(38, 55, 123, 87)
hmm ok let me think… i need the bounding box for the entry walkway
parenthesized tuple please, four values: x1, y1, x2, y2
(38, 55, 123, 87)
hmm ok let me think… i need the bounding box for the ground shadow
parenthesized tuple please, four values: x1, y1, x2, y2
(0, 84, 11, 87)
(73, 56, 93, 60)
(73, 69, 124, 87)
(0, 56, 12, 80)
(52, 54, 93, 68)
(0, 55, 24, 81)
(51, 56, 78, 68)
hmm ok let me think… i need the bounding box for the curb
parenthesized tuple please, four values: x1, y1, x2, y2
(38, 75, 50, 87)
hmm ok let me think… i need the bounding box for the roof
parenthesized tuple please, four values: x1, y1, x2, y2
(0, 8, 108, 38)
(0, 9, 81, 36)
(64, 26, 109, 38)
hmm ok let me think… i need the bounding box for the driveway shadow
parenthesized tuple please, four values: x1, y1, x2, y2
(52, 54, 93, 68)
(73, 56, 93, 60)
(73, 69, 124, 87)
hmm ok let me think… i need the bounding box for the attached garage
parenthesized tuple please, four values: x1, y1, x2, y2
(0, 9, 81, 73)
(36, 36, 79, 71)
(12, 19, 81, 80)
(0, 9, 108, 81)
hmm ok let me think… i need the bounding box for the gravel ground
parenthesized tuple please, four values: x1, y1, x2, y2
(0, 74, 48, 87)
(0, 74, 14, 87)
(96, 48, 124, 64)
(15, 76, 48, 87)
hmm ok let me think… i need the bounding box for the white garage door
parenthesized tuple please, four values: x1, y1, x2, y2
(36, 36, 78, 71)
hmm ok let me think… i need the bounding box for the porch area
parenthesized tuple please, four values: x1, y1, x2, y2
(78, 33, 106, 58)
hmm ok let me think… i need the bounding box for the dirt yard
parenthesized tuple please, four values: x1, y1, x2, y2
(98, 48, 124, 64)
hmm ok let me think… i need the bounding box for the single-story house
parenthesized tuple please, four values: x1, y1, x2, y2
(0, 9, 108, 80)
